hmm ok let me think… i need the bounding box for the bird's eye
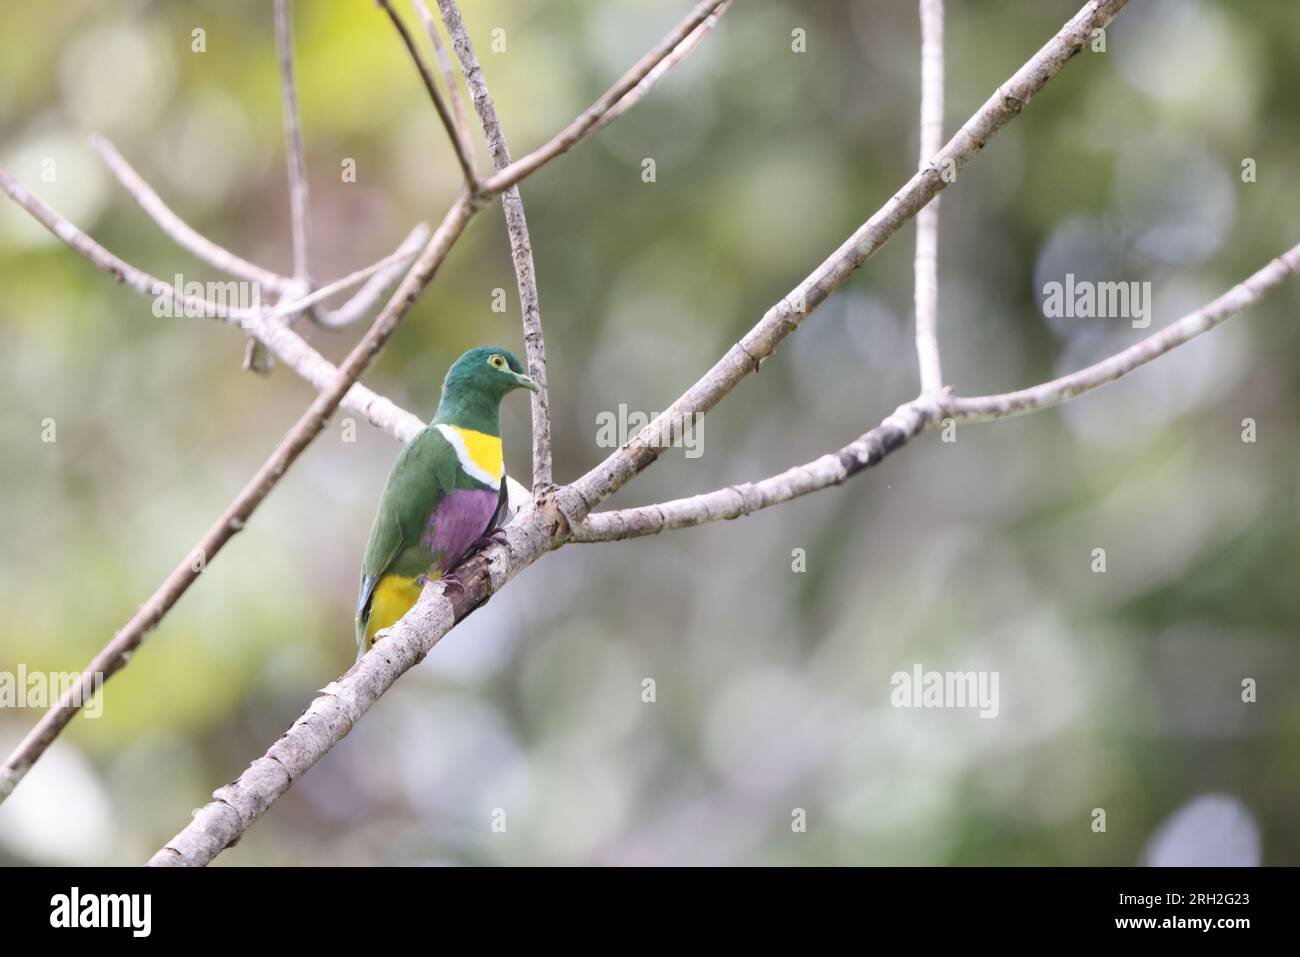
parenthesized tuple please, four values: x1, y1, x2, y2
(488, 354, 506, 369)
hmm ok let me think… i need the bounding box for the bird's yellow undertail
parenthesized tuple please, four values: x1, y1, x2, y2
(363, 573, 428, 647)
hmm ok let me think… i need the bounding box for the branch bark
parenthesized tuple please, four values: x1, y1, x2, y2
(92, 136, 424, 329)
(436, 0, 553, 490)
(90, 135, 289, 293)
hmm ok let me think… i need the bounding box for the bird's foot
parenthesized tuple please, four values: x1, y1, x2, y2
(463, 526, 509, 562)
(438, 572, 466, 596)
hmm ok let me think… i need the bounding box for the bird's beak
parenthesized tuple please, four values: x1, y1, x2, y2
(512, 371, 540, 393)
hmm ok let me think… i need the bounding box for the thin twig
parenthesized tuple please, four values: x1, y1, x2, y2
(914, 0, 945, 395)
(2, 168, 418, 438)
(90, 136, 290, 293)
(94, 136, 430, 329)
(479, 0, 730, 196)
(1, 167, 429, 336)
(437, 0, 553, 489)
(588, 0, 731, 137)
(947, 243, 1300, 422)
(379, 0, 479, 190)
(276, 0, 312, 285)
(271, 223, 431, 320)
(413, 0, 476, 170)
(0, 168, 260, 323)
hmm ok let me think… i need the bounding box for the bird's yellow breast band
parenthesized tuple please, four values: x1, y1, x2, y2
(434, 424, 504, 486)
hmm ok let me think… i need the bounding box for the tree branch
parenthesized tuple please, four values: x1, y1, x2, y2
(587, 0, 731, 137)
(0, 168, 258, 322)
(567, 0, 1131, 520)
(436, 0, 553, 490)
(90, 136, 290, 293)
(378, 0, 479, 191)
(93, 135, 431, 330)
(269, 224, 431, 321)
(147, 487, 560, 867)
(914, 0, 945, 395)
(276, 0, 312, 286)
(479, 0, 731, 196)
(413, 0, 476, 171)
(947, 243, 1300, 422)
(572, 240, 1300, 540)
(571, 397, 940, 543)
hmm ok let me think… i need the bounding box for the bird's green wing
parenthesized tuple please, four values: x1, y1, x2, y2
(356, 427, 461, 641)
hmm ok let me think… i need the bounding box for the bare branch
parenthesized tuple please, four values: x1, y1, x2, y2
(0, 168, 259, 322)
(0, 196, 474, 803)
(413, 0, 476, 170)
(574, 240, 1300, 540)
(272, 223, 431, 321)
(276, 0, 312, 285)
(480, 0, 731, 196)
(437, 0, 553, 489)
(148, 487, 560, 867)
(565, 0, 1131, 520)
(93, 136, 431, 330)
(588, 0, 731, 137)
(947, 243, 1300, 422)
(572, 398, 939, 543)
(378, 0, 479, 190)
(90, 136, 290, 293)
(914, 0, 945, 395)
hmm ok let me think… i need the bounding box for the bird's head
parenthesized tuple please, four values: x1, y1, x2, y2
(433, 347, 538, 432)
(442, 346, 538, 400)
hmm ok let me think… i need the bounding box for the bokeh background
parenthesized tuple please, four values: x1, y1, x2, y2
(1, 0, 1297, 866)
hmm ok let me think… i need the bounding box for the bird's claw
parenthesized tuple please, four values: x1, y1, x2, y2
(462, 526, 508, 562)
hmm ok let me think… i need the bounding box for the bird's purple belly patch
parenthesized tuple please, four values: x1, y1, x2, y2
(422, 488, 498, 572)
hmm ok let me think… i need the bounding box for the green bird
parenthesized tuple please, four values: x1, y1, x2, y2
(355, 346, 537, 657)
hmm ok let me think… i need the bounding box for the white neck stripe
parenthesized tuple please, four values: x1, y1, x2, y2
(434, 424, 501, 487)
